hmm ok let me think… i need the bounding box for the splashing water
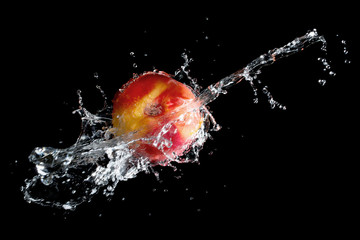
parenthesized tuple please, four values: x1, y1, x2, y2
(22, 29, 336, 210)
(196, 29, 331, 107)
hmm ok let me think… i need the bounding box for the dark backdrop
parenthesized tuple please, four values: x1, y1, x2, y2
(3, 2, 357, 237)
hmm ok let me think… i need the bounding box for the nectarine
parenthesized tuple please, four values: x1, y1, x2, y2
(112, 71, 203, 164)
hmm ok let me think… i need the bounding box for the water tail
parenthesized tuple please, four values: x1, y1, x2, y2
(197, 29, 326, 106)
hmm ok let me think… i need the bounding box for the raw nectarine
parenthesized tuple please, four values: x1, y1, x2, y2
(112, 71, 203, 163)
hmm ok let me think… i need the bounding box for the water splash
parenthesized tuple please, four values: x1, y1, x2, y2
(22, 76, 212, 210)
(197, 29, 328, 106)
(22, 29, 337, 210)
(340, 38, 351, 64)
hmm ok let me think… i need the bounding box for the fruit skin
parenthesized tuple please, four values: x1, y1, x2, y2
(112, 71, 202, 163)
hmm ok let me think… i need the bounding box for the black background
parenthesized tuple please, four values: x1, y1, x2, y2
(3, 2, 358, 237)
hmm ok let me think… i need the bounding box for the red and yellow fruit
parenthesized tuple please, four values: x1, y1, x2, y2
(112, 71, 202, 163)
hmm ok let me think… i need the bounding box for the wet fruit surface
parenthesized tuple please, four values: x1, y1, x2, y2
(112, 71, 202, 163)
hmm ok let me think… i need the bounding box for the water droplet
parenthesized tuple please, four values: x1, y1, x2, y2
(130, 52, 135, 56)
(41, 176, 53, 185)
(93, 72, 99, 79)
(132, 73, 139, 79)
(318, 79, 327, 86)
(329, 71, 336, 76)
(213, 124, 222, 131)
(133, 63, 137, 68)
(90, 188, 97, 195)
(62, 203, 74, 210)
